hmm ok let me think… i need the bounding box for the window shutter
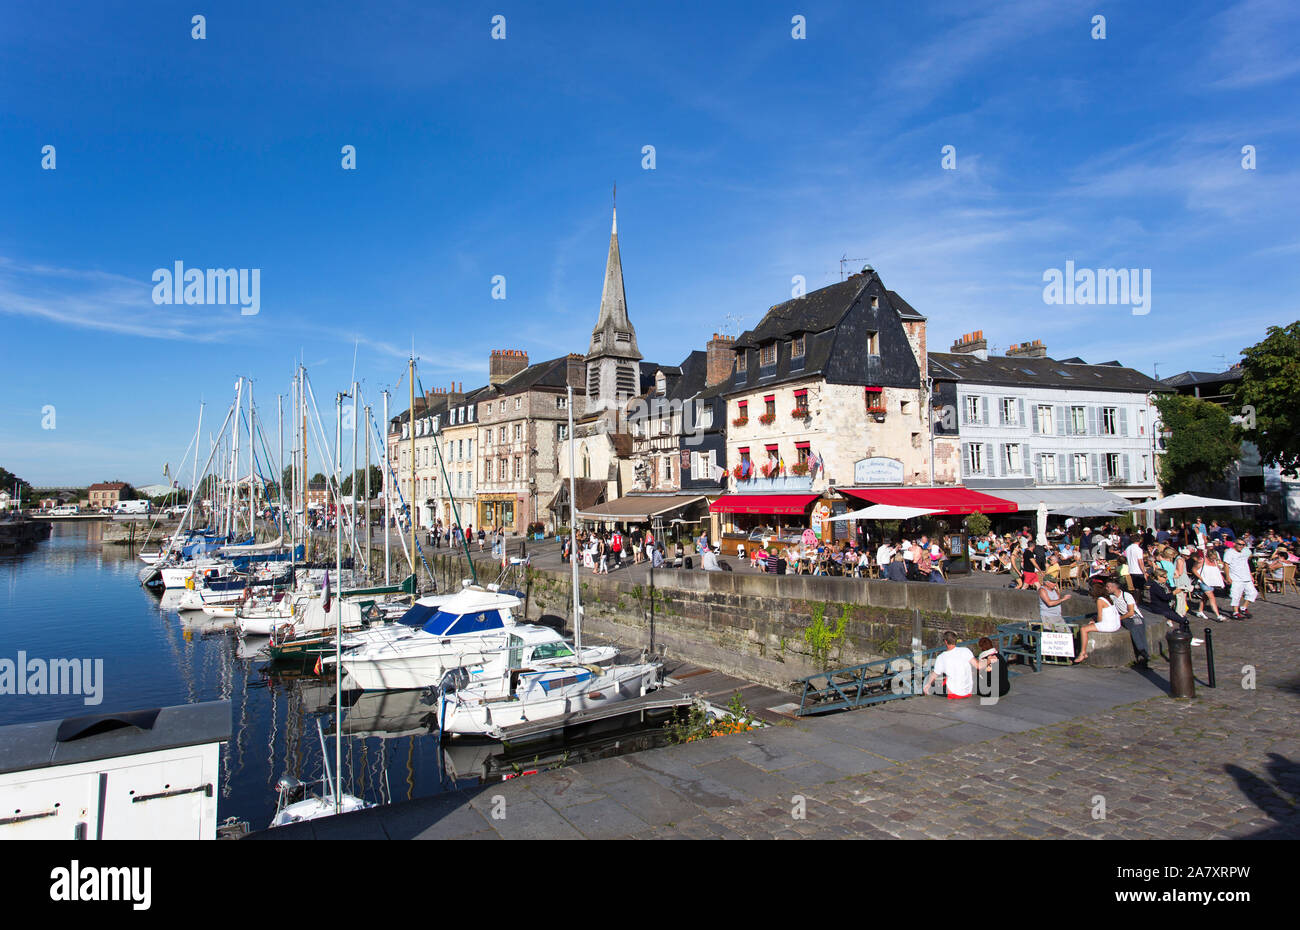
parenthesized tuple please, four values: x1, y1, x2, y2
(962, 443, 972, 476)
(960, 398, 969, 425)
(1086, 406, 1096, 436)
(988, 444, 998, 476)
(1031, 405, 1039, 434)
(981, 396, 988, 425)
(1121, 454, 1130, 483)
(1119, 408, 1129, 437)
(1017, 398, 1025, 427)
(1022, 442, 1032, 475)
(1057, 406, 1066, 436)
(1032, 452, 1041, 483)
(1091, 453, 1102, 484)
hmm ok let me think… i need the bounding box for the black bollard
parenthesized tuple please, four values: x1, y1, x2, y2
(1204, 627, 1216, 688)
(1167, 628, 1195, 698)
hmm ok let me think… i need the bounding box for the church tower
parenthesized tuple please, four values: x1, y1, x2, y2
(586, 204, 642, 412)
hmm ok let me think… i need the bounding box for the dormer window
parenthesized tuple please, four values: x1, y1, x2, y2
(655, 372, 666, 393)
(735, 352, 747, 373)
(761, 343, 777, 367)
(871, 296, 879, 310)
(791, 335, 805, 359)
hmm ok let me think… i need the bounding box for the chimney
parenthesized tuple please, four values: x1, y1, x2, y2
(1005, 339, 1047, 359)
(950, 330, 988, 362)
(706, 332, 737, 387)
(565, 353, 585, 391)
(489, 349, 529, 385)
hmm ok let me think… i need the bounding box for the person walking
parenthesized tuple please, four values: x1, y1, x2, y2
(1223, 537, 1258, 619)
(1123, 536, 1147, 603)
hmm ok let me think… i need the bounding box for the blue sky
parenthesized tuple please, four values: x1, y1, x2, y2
(2, 0, 1297, 486)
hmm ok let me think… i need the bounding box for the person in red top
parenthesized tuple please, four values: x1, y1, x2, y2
(611, 530, 623, 568)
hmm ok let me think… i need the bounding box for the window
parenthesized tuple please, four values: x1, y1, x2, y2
(499, 401, 505, 412)
(1138, 409, 1145, 435)
(1001, 398, 1018, 426)
(698, 405, 714, 429)
(499, 457, 507, 481)
(557, 424, 568, 442)
(616, 331, 630, 344)
(735, 352, 747, 373)
(485, 429, 491, 448)
(1105, 453, 1121, 482)
(663, 456, 673, 482)
(499, 426, 507, 442)
(965, 396, 981, 424)
(1102, 407, 1117, 435)
(514, 457, 522, 480)
(967, 444, 984, 474)
(1036, 404, 1053, 433)
(513, 423, 522, 441)
(1040, 454, 1057, 482)
(791, 335, 805, 358)
(1071, 406, 1087, 435)
(485, 460, 492, 481)
(557, 395, 567, 409)
(867, 333, 880, 355)
(1005, 444, 1023, 473)
(795, 441, 810, 464)
(1141, 455, 1149, 481)
(515, 397, 522, 410)
(1074, 453, 1089, 481)
(870, 296, 879, 309)
(765, 396, 776, 418)
(761, 343, 777, 367)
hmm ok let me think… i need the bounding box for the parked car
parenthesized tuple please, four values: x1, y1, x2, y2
(51, 505, 79, 516)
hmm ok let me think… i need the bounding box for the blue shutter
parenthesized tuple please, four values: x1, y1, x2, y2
(1023, 442, 1032, 476)
(1056, 453, 1066, 484)
(1119, 408, 1129, 437)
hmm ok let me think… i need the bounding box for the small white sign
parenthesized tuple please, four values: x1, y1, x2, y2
(1041, 631, 1076, 658)
(853, 457, 904, 485)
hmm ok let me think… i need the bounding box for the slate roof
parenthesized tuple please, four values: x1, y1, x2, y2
(714, 269, 924, 395)
(928, 352, 1168, 393)
(479, 356, 574, 399)
(1161, 368, 1243, 389)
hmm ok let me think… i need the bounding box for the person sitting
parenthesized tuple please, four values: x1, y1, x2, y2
(923, 631, 978, 700)
(883, 552, 908, 582)
(651, 544, 665, 569)
(1075, 576, 1123, 663)
(975, 636, 1010, 699)
(1265, 548, 1290, 593)
(1038, 575, 1072, 628)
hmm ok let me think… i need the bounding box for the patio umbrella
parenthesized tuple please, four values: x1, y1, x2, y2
(1036, 501, 1048, 546)
(1122, 493, 1259, 511)
(826, 504, 943, 521)
(1050, 505, 1122, 519)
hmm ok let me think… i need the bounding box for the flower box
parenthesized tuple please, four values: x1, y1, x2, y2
(790, 462, 809, 476)
(790, 406, 810, 419)
(731, 416, 749, 427)
(758, 413, 776, 426)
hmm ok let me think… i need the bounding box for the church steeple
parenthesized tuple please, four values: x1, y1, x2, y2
(589, 203, 641, 361)
(586, 198, 642, 409)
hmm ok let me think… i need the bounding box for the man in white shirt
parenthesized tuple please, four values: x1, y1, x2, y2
(1123, 539, 1147, 602)
(1223, 538, 1257, 619)
(923, 631, 976, 699)
(901, 539, 916, 561)
(876, 541, 895, 568)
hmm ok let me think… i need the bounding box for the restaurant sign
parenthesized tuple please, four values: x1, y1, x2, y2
(853, 456, 904, 485)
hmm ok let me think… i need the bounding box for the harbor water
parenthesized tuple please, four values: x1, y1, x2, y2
(0, 523, 678, 829)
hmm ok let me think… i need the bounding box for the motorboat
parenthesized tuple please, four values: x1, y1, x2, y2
(439, 660, 662, 739)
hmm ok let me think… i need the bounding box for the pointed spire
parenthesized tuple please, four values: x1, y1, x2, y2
(589, 201, 640, 361)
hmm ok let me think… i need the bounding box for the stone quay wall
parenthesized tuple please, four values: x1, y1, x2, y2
(425, 551, 1041, 692)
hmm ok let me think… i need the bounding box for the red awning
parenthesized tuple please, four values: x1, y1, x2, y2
(709, 493, 820, 515)
(838, 487, 1017, 515)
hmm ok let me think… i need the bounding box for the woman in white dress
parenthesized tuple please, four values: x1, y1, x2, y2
(1074, 581, 1122, 664)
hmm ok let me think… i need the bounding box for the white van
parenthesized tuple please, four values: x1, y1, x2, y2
(51, 505, 79, 516)
(115, 500, 151, 515)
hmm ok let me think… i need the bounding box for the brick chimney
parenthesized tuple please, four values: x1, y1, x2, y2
(565, 353, 585, 390)
(489, 349, 529, 385)
(706, 332, 737, 387)
(1005, 339, 1047, 359)
(950, 330, 988, 362)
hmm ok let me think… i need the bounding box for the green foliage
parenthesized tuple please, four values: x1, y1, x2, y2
(964, 512, 991, 537)
(340, 466, 383, 498)
(1236, 321, 1300, 477)
(804, 602, 850, 669)
(665, 692, 757, 744)
(1154, 393, 1240, 493)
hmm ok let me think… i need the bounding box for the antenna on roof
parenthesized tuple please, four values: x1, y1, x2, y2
(721, 312, 744, 339)
(839, 256, 872, 281)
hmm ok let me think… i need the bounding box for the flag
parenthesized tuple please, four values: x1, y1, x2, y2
(322, 570, 331, 613)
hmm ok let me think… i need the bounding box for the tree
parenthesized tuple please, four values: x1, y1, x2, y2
(1235, 321, 1300, 477)
(1153, 394, 1240, 494)
(310, 472, 328, 486)
(340, 466, 383, 498)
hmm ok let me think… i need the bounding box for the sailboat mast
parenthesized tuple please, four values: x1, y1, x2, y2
(230, 378, 243, 540)
(568, 383, 580, 654)
(302, 368, 310, 563)
(364, 402, 372, 580)
(408, 357, 416, 593)
(334, 388, 346, 814)
(278, 392, 285, 540)
(382, 389, 390, 585)
(248, 380, 256, 539)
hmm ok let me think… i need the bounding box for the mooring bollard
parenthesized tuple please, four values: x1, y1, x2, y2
(1167, 628, 1195, 698)
(1203, 627, 1216, 688)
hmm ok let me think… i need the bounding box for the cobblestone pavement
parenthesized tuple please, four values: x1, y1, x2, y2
(264, 591, 1299, 840)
